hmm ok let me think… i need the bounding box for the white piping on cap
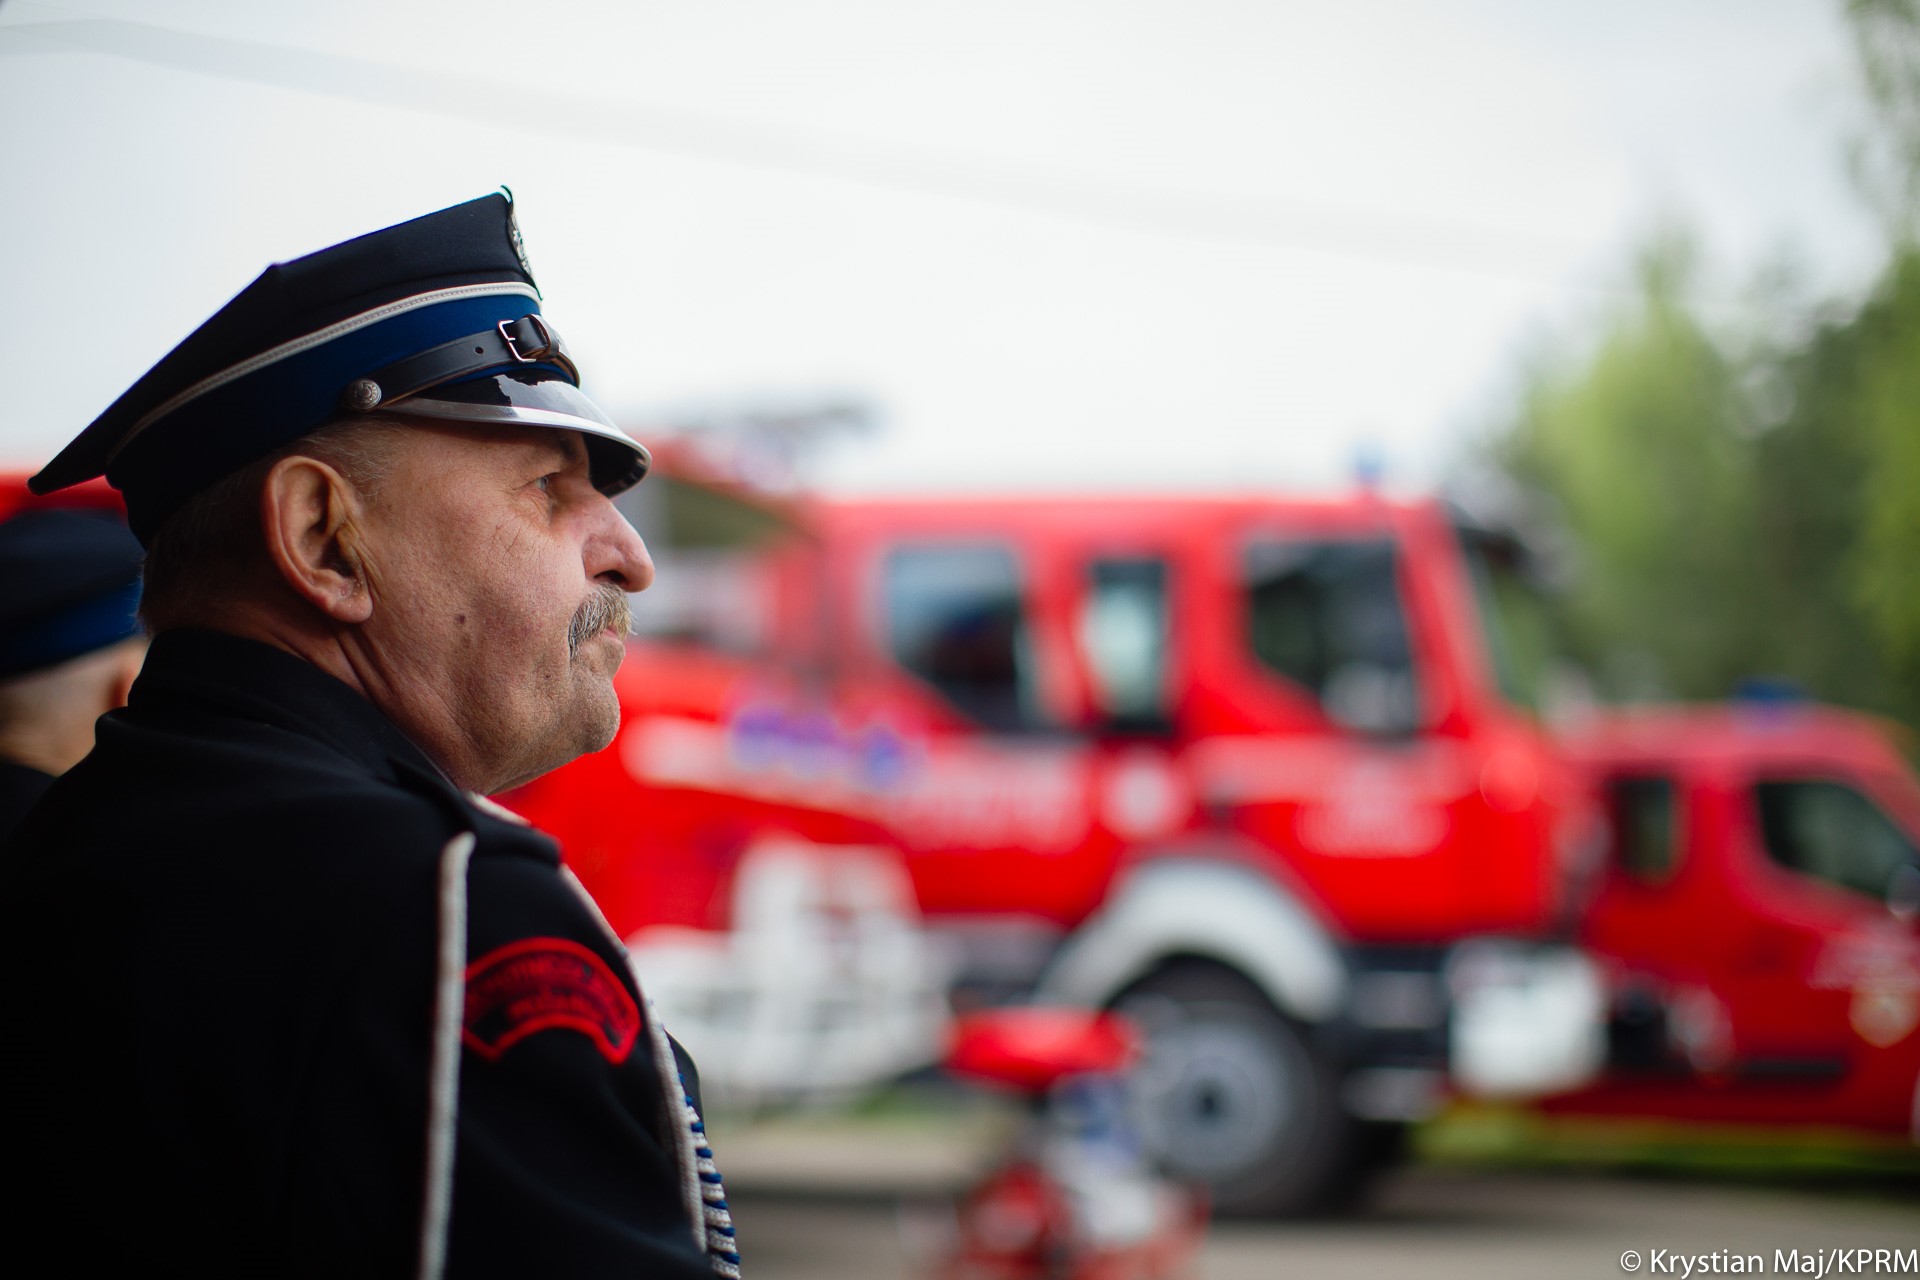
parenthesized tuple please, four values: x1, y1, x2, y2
(111, 281, 541, 462)
(417, 831, 476, 1280)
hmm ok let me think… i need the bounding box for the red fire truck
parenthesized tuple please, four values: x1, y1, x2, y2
(799, 491, 1607, 1213)
(522, 467, 1608, 1213)
(1553, 702, 1920, 1139)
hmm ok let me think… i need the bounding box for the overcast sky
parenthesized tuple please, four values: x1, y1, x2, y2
(0, 0, 1887, 496)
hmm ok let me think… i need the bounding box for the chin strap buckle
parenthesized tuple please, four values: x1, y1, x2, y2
(498, 314, 560, 364)
(348, 313, 577, 413)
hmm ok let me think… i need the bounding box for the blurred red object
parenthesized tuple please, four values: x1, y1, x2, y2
(945, 1008, 1139, 1094)
(0, 474, 123, 519)
(930, 1007, 1206, 1280)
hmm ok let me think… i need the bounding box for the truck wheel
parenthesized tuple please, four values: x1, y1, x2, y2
(1113, 960, 1376, 1217)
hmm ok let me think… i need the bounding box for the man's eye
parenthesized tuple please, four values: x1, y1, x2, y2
(535, 474, 555, 492)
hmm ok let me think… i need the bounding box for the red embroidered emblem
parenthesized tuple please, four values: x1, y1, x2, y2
(462, 937, 640, 1065)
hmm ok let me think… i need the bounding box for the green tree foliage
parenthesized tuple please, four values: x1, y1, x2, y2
(1747, 263, 1920, 722)
(1847, 0, 1920, 233)
(1475, 2, 1920, 727)
(1492, 239, 1920, 720)
(1795, 0, 1920, 720)
(1496, 235, 1773, 701)
(1845, 252, 1920, 706)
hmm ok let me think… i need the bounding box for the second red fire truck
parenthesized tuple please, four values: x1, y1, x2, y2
(1554, 701, 1920, 1140)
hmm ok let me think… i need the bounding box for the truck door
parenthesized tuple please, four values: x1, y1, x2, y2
(1725, 774, 1920, 1104)
(1202, 531, 1482, 938)
(874, 540, 1107, 934)
(1073, 553, 1203, 852)
(1580, 770, 1730, 1071)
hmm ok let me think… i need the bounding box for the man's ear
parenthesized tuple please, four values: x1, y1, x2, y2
(259, 455, 374, 624)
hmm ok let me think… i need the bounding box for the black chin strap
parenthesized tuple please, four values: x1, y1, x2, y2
(338, 315, 576, 414)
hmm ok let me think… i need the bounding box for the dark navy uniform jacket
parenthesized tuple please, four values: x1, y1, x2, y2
(0, 758, 53, 841)
(0, 628, 714, 1278)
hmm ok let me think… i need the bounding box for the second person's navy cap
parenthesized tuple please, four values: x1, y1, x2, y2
(31, 192, 650, 543)
(0, 508, 144, 679)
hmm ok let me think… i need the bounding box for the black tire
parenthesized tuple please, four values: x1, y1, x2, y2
(1112, 959, 1389, 1217)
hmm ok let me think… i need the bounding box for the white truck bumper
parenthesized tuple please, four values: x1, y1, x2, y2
(1447, 939, 1607, 1099)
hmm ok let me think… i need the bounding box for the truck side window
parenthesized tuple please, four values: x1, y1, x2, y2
(1754, 780, 1920, 905)
(1079, 558, 1171, 733)
(1245, 537, 1420, 734)
(883, 543, 1039, 732)
(1608, 775, 1678, 882)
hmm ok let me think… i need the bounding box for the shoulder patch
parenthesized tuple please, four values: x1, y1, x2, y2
(462, 937, 640, 1064)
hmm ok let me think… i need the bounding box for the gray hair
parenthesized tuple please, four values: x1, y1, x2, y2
(567, 583, 634, 658)
(138, 417, 408, 631)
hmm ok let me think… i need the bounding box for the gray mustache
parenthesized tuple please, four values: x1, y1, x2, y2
(567, 584, 633, 658)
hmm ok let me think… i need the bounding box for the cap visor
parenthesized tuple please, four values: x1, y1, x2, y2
(394, 374, 650, 494)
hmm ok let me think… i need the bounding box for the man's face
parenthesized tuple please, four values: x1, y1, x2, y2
(354, 423, 652, 794)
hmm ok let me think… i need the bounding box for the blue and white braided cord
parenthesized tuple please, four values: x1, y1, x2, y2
(682, 1073, 741, 1278)
(552, 866, 741, 1276)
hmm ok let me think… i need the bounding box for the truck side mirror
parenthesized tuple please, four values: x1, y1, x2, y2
(1889, 864, 1920, 924)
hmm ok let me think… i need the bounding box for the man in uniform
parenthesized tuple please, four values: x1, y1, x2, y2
(0, 195, 738, 1278)
(0, 505, 145, 836)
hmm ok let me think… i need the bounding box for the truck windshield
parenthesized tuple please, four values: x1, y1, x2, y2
(1459, 529, 1553, 713)
(1244, 537, 1419, 734)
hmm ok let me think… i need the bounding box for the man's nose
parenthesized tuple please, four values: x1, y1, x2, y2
(586, 498, 655, 593)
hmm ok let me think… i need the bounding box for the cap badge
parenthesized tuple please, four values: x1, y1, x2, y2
(506, 204, 538, 297)
(340, 378, 384, 413)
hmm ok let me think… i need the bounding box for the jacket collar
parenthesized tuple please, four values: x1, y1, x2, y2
(129, 627, 447, 785)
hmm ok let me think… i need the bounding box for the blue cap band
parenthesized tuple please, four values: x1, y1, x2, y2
(109, 287, 562, 541)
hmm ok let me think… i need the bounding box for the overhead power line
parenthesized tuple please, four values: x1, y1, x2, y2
(0, 11, 1576, 284)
